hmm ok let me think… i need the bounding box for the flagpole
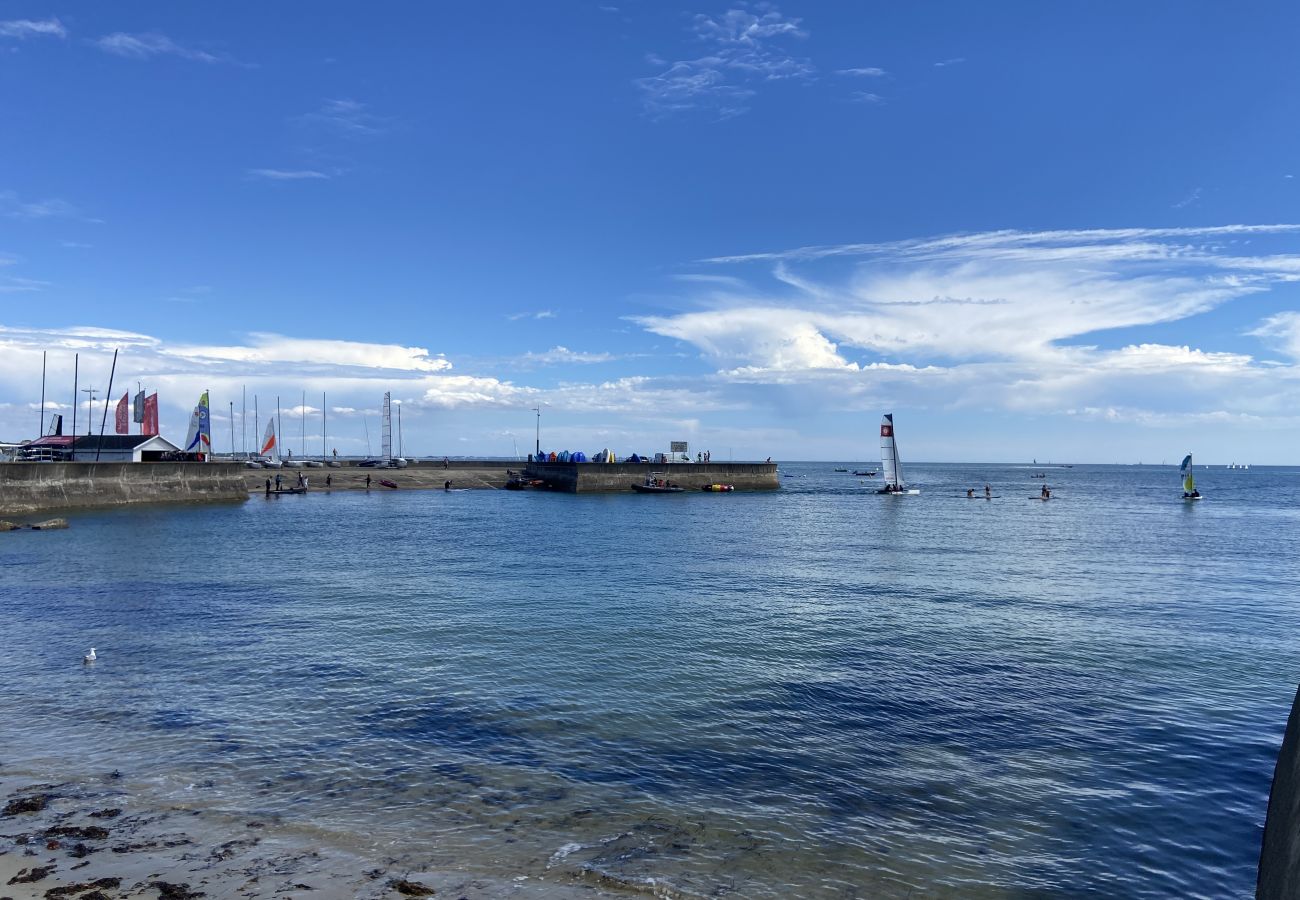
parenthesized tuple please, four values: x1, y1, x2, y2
(95, 348, 118, 462)
(71, 353, 78, 447)
(39, 351, 46, 437)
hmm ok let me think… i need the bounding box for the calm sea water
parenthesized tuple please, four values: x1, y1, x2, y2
(2, 462, 1298, 898)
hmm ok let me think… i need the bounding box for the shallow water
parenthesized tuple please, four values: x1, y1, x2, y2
(2, 462, 1298, 897)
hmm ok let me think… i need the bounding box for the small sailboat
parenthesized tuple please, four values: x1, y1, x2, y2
(258, 419, 282, 467)
(876, 414, 919, 495)
(1181, 453, 1202, 500)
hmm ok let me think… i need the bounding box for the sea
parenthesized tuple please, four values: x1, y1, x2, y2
(2, 462, 1298, 898)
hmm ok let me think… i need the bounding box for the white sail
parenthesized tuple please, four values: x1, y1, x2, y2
(261, 419, 277, 456)
(381, 392, 393, 462)
(880, 413, 903, 488)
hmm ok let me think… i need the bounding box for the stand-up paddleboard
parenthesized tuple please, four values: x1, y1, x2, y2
(1028, 495, 1053, 500)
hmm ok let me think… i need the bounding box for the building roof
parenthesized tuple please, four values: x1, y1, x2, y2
(70, 434, 181, 452)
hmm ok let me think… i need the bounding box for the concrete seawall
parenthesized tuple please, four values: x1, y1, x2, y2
(523, 461, 779, 493)
(0, 462, 249, 515)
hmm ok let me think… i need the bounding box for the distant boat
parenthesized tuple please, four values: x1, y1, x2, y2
(632, 473, 684, 493)
(1182, 453, 1202, 500)
(853, 470, 877, 477)
(833, 468, 848, 472)
(876, 413, 919, 495)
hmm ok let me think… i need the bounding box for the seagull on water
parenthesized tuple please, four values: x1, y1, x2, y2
(83, 647, 96, 663)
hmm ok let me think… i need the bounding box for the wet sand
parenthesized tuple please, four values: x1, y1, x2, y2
(0, 776, 613, 900)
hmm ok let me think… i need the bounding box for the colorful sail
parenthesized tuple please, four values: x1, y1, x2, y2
(1181, 453, 1196, 494)
(184, 391, 212, 455)
(133, 389, 145, 424)
(880, 413, 903, 488)
(261, 419, 277, 456)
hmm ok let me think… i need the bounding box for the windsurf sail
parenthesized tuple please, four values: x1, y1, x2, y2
(261, 419, 277, 456)
(184, 391, 212, 456)
(381, 391, 393, 462)
(880, 413, 904, 488)
(1181, 453, 1196, 494)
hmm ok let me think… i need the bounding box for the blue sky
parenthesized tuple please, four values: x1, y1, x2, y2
(2, 2, 1300, 462)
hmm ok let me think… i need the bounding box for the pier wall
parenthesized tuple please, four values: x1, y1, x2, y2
(0, 462, 249, 515)
(523, 461, 779, 493)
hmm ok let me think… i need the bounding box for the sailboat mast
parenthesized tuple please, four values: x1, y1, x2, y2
(254, 396, 259, 457)
(39, 350, 46, 437)
(398, 401, 403, 458)
(71, 353, 78, 444)
(301, 390, 306, 459)
(276, 396, 282, 461)
(321, 391, 326, 461)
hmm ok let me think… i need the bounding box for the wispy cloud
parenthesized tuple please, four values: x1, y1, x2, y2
(246, 168, 333, 181)
(297, 98, 387, 137)
(934, 57, 966, 67)
(634, 225, 1300, 424)
(507, 309, 557, 321)
(521, 346, 616, 365)
(0, 190, 98, 222)
(94, 31, 249, 66)
(850, 91, 883, 104)
(0, 18, 66, 39)
(1248, 311, 1300, 360)
(0, 277, 50, 294)
(1172, 186, 1202, 209)
(837, 67, 885, 77)
(638, 5, 813, 119)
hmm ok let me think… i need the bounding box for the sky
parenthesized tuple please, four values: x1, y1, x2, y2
(2, 1, 1300, 463)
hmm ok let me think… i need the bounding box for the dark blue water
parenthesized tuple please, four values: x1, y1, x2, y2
(2, 463, 1297, 897)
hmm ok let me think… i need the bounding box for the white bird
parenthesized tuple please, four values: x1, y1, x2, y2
(83, 648, 96, 663)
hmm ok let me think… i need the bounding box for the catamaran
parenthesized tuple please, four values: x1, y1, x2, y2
(876, 413, 919, 495)
(1181, 453, 1201, 500)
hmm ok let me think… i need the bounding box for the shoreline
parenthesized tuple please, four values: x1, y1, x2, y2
(0, 773, 617, 899)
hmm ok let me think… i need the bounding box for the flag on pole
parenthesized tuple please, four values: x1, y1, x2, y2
(142, 393, 159, 436)
(133, 390, 145, 424)
(115, 393, 129, 434)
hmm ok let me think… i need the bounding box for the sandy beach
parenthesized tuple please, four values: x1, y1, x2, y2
(0, 775, 614, 900)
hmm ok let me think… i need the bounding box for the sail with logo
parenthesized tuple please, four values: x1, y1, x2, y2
(1181, 453, 1201, 501)
(184, 391, 212, 460)
(876, 413, 919, 495)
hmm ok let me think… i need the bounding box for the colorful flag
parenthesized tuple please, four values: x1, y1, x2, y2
(261, 419, 277, 456)
(115, 393, 129, 434)
(133, 390, 145, 424)
(184, 391, 212, 456)
(142, 393, 159, 436)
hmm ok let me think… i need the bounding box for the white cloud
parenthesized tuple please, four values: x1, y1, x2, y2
(1249, 311, 1300, 360)
(638, 5, 813, 118)
(521, 346, 616, 365)
(297, 98, 386, 136)
(247, 168, 332, 181)
(507, 309, 556, 321)
(850, 91, 883, 104)
(837, 67, 885, 76)
(164, 333, 454, 373)
(1172, 186, 1202, 209)
(0, 18, 65, 39)
(94, 31, 247, 66)
(636, 225, 1300, 427)
(934, 57, 966, 67)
